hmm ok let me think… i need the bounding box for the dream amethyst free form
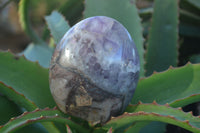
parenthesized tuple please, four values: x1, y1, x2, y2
(49, 16, 140, 124)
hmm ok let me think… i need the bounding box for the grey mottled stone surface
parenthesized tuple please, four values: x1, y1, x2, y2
(49, 16, 140, 124)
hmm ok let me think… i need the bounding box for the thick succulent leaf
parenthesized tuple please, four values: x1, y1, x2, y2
(179, 24, 200, 37)
(124, 122, 148, 133)
(0, 51, 61, 133)
(0, 108, 90, 133)
(124, 121, 166, 133)
(144, 21, 200, 39)
(180, 9, 200, 26)
(0, 81, 37, 111)
(132, 63, 200, 108)
(138, 122, 166, 133)
(139, 7, 200, 25)
(45, 11, 70, 44)
(23, 43, 54, 68)
(0, 94, 49, 133)
(84, 0, 145, 77)
(145, 0, 179, 76)
(190, 54, 200, 63)
(16, 124, 48, 133)
(138, 7, 153, 20)
(42, 0, 84, 40)
(59, 0, 84, 25)
(101, 103, 200, 133)
(186, 0, 200, 10)
(66, 125, 72, 133)
(180, 0, 200, 24)
(107, 127, 113, 133)
(18, 0, 44, 44)
(0, 96, 22, 125)
(139, 7, 200, 38)
(0, 51, 55, 108)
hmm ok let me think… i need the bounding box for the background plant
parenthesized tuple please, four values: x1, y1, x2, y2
(0, 0, 200, 132)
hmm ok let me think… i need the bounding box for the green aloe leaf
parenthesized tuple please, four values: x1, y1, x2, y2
(16, 124, 49, 133)
(186, 0, 200, 10)
(23, 43, 54, 68)
(101, 103, 200, 133)
(0, 51, 61, 133)
(66, 125, 72, 133)
(124, 121, 166, 133)
(84, 0, 145, 77)
(190, 54, 200, 64)
(0, 51, 55, 108)
(0, 82, 37, 111)
(145, 0, 179, 76)
(132, 63, 200, 108)
(139, 6, 200, 25)
(139, 7, 200, 38)
(18, 0, 44, 44)
(0, 96, 21, 125)
(45, 11, 70, 44)
(0, 108, 90, 133)
(179, 24, 200, 37)
(59, 0, 84, 25)
(0, 94, 50, 133)
(0, 94, 48, 133)
(123, 122, 149, 133)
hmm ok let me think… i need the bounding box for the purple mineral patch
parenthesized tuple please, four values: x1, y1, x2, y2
(49, 16, 140, 124)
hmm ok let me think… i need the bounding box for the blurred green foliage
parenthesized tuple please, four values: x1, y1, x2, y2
(0, 0, 200, 132)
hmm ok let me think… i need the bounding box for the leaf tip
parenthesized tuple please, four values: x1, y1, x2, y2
(138, 111, 145, 114)
(53, 106, 58, 110)
(152, 100, 158, 105)
(124, 112, 129, 115)
(10, 117, 15, 121)
(184, 120, 189, 124)
(165, 103, 170, 107)
(35, 108, 40, 111)
(23, 111, 29, 115)
(7, 49, 12, 53)
(44, 107, 50, 110)
(169, 65, 174, 69)
(153, 71, 158, 74)
(188, 111, 193, 115)
(66, 125, 72, 133)
(107, 127, 113, 133)
(111, 116, 115, 120)
(177, 107, 183, 111)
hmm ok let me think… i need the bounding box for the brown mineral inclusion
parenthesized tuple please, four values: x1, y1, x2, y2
(49, 16, 140, 124)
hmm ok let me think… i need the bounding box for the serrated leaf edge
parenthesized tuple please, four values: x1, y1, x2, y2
(140, 61, 192, 80)
(0, 107, 89, 133)
(0, 81, 37, 110)
(44, 10, 70, 44)
(109, 102, 200, 133)
(2, 50, 48, 69)
(144, 0, 179, 76)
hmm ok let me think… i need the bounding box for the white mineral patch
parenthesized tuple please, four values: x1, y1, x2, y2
(50, 78, 70, 113)
(127, 60, 140, 73)
(50, 16, 140, 124)
(88, 98, 122, 124)
(59, 49, 70, 67)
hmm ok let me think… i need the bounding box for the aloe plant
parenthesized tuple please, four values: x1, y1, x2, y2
(0, 0, 200, 132)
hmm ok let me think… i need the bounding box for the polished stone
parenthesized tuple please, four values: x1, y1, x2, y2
(49, 16, 140, 124)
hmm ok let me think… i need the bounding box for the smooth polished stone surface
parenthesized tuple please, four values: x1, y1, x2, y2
(49, 16, 140, 124)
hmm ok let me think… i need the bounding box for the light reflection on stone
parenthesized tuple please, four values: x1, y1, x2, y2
(49, 16, 140, 124)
